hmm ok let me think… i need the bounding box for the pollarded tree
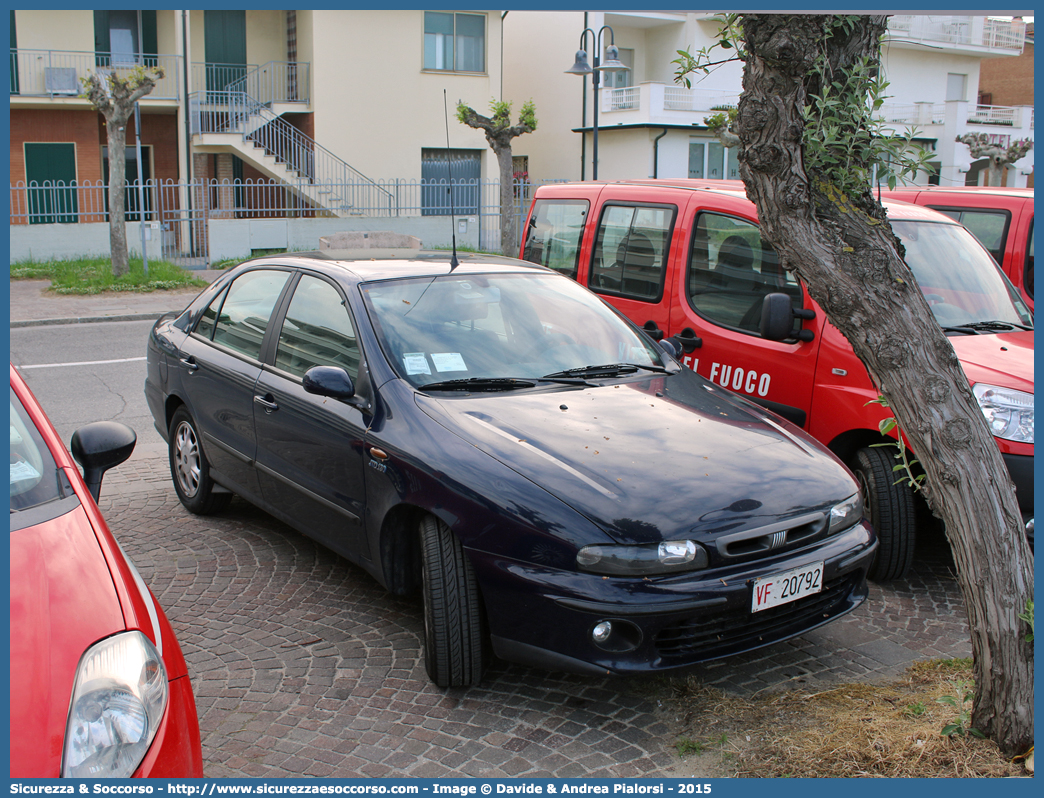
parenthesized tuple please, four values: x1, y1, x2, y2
(956, 133, 1033, 187)
(457, 99, 537, 256)
(678, 15, 1033, 755)
(81, 65, 165, 277)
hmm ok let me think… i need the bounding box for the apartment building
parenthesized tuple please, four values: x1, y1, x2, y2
(10, 9, 506, 259)
(502, 11, 1034, 188)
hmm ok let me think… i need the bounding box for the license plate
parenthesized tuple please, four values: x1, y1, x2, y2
(751, 561, 824, 612)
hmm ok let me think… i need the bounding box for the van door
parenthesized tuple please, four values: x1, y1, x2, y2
(584, 200, 677, 339)
(668, 208, 821, 428)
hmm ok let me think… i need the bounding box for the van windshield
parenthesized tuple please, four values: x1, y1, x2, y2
(893, 220, 1033, 330)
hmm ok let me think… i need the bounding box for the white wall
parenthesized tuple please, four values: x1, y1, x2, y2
(10, 222, 165, 263)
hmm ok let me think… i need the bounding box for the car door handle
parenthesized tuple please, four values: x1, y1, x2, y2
(254, 395, 279, 413)
(180, 356, 199, 372)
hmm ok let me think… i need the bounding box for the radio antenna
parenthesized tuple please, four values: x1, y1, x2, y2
(444, 90, 460, 270)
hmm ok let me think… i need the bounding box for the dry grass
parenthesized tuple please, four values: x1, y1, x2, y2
(664, 659, 1030, 778)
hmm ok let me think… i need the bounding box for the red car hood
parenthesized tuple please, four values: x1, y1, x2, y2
(951, 330, 1034, 393)
(9, 502, 126, 777)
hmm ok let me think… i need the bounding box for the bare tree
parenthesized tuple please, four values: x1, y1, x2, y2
(457, 99, 537, 256)
(956, 133, 1034, 187)
(81, 65, 164, 277)
(679, 14, 1033, 755)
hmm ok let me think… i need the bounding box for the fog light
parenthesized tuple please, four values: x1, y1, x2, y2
(592, 621, 613, 643)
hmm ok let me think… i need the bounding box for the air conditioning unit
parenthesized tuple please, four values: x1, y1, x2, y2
(45, 67, 78, 95)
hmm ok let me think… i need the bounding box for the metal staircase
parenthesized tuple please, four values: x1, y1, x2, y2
(189, 75, 391, 217)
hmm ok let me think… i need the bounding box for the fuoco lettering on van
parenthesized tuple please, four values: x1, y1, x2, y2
(705, 361, 771, 397)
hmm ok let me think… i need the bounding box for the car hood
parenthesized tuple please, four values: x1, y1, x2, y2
(9, 502, 127, 777)
(415, 370, 858, 545)
(950, 330, 1034, 393)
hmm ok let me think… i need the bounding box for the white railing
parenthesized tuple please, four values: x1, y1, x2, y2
(603, 86, 640, 112)
(9, 49, 181, 100)
(662, 86, 740, 113)
(877, 103, 946, 126)
(887, 15, 1025, 52)
(226, 61, 310, 105)
(969, 105, 1022, 127)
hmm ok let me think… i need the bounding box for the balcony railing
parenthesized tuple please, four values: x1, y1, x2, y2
(886, 15, 1025, 52)
(191, 62, 309, 105)
(968, 104, 1024, 126)
(9, 49, 181, 99)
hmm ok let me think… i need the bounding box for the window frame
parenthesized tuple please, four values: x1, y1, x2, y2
(422, 11, 487, 74)
(194, 267, 294, 364)
(685, 210, 806, 337)
(520, 198, 590, 280)
(587, 201, 677, 304)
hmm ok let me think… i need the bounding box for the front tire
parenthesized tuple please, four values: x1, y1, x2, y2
(853, 446, 916, 581)
(419, 515, 487, 687)
(168, 407, 232, 515)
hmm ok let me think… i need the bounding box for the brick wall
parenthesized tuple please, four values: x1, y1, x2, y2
(978, 41, 1034, 107)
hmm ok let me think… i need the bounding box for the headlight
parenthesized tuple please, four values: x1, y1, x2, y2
(829, 493, 863, 534)
(576, 540, 709, 576)
(62, 631, 168, 778)
(973, 383, 1034, 444)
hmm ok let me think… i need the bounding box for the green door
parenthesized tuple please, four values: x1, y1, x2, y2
(204, 10, 247, 93)
(25, 143, 78, 224)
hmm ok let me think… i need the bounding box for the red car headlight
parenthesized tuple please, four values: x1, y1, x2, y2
(62, 631, 169, 778)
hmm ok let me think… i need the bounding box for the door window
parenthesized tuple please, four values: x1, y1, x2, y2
(521, 199, 589, 279)
(687, 212, 804, 334)
(275, 275, 361, 379)
(211, 270, 291, 360)
(1025, 219, 1034, 298)
(589, 204, 674, 301)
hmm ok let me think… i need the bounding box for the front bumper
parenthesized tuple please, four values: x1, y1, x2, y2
(473, 521, 876, 676)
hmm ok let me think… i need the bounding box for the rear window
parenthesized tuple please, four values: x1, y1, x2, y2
(521, 199, 589, 279)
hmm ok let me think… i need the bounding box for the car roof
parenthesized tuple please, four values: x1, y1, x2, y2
(886, 185, 1033, 199)
(237, 250, 550, 282)
(536, 179, 960, 223)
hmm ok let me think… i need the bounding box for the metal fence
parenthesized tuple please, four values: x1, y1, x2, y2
(10, 177, 553, 262)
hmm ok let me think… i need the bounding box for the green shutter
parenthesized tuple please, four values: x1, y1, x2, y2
(142, 9, 158, 64)
(25, 143, 78, 224)
(94, 10, 110, 65)
(10, 10, 19, 95)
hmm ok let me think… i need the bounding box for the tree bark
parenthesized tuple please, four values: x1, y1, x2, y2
(736, 14, 1033, 754)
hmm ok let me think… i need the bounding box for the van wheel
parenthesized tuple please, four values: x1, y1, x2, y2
(853, 446, 916, 581)
(419, 515, 487, 688)
(168, 407, 232, 515)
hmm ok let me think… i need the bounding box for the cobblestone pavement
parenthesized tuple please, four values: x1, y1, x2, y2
(96, 455, 972, 779)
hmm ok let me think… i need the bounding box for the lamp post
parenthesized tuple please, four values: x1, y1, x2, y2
(565, 26, 628, 180)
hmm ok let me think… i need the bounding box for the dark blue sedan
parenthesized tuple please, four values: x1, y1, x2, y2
(145, 251, 876, 687)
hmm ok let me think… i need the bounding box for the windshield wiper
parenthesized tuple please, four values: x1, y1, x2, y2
(544, 362, 672, 379)
(419, 377, 537, 392)
(941, 320, 1033, 335)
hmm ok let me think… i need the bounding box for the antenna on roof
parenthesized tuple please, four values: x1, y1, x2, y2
(444, 90, 460, 271)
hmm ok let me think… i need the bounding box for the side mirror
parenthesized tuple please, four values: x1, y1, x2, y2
(760, 293, 816, 343)
(70, 422, 137, 503)
(303, 365, 356, 399)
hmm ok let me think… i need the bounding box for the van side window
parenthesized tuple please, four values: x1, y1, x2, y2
(930, 207, 1010, 265)
(687, 212, 804, 334)
(1025, 219, 1034, 299)
(521, 199, 589, 279)
(589, 204, 674, 301)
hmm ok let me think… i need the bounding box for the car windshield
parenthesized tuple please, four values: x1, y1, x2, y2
(893, 220, 1033, 330)
(361, 271, 668, 389)
(10, 387, 66, 514)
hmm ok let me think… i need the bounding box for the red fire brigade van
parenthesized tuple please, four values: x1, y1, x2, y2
(520, 179, 1033, 580)
(881, 186, 1034, 310)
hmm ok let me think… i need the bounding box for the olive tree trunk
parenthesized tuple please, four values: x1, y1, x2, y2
(81, 68, 163, 277)
(735, 14, 1033, 754)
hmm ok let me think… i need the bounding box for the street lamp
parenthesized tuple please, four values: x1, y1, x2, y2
(565, 26, 628, 181)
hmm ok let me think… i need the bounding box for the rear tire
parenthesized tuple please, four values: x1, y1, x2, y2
(419, 515, 487, 687)
(853, 446, 916, 581)
(168, 407, 232, 515)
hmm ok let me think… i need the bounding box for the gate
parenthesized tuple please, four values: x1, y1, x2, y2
(154, 179, 210, 268)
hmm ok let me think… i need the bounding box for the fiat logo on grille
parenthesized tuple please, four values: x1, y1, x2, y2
(769, 530, 787, 550)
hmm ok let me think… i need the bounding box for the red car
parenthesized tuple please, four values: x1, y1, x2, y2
(9, 364, 203, 777)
